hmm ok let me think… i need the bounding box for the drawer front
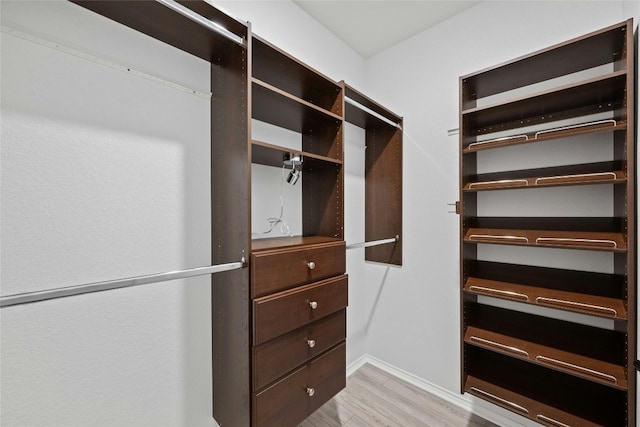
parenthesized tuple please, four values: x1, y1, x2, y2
(253, 310, 346, 391)
(251, 241, 345, 297)
(253, 275, 348, 345)
(253, 342, 346, 427)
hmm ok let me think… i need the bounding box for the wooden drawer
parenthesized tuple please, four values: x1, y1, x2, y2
(253, 275, 348, 345)
(253, 342, 346, 427)
(253, 310, 346, 391)
(251, 241, 345, 297)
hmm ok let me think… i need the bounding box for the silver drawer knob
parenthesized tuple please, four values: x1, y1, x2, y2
(307, 261, 316, 270)
(306, 387, 315, 397)
(307, 339, 316, 348)
(309, 301, 318, 310)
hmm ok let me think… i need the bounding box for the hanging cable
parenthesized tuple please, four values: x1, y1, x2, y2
(259, 164, 293, 236)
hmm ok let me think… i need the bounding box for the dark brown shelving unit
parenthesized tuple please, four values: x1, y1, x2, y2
(459, 19, 635, 426)
(344, 84, 403, 265)
(249, 34, 347, 427)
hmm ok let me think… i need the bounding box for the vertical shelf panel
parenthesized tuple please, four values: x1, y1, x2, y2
(364, 124, 403, 265)
(344, 84, 403, 266)
(211, 31, 250, 427)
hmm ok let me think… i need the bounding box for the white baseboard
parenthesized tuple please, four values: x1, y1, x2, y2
(347, 354, 534, 427)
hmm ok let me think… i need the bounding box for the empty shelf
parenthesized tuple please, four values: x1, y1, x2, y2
(463, 119, 625, 153)
(465, 277, 626, 320)
(464, 228, 626, 252)
(465, 347, 627, 426)
(465, 375, 613, 427)
(252, 78, 342, 134)
(462, 71, 627, 136)
(465, 326, 627, 389)
(464, 170, 627, 191)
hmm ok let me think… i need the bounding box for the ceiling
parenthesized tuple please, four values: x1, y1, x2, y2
(293, 1, 481, 58)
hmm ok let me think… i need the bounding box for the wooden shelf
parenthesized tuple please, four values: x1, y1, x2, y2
(461, 20, 629, 105)
(253, 36, 342, 116)
(465, 304, 627, 374)
(251, 140, 342, 168)
(344, 84, 401, 129)
(465, 347, 627, 426)
(465, 326, 627, 389)
(465, 277, 626, 319)
(463, 120, 626, 153)
(463, 161, 626, 191)
(464, 228, 626, 252)
(465, 260, 625, 315)
(465, 374, 621, 427)
(462, 71, 626, 136)
(71, 1, 247, 64)
(253, 78, 342, 130)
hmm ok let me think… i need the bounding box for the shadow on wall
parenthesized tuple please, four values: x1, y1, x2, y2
(365, 265, 391, 335)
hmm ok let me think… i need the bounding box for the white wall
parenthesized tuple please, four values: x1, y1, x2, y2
(215, 0, 365, 88)
(363, 1, 638, 425)
(1, 1, 216, 426)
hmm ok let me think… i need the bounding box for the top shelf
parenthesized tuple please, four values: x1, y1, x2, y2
(461, 19, 630, 103)
(71, 0, 248, 62)
(344, 84, 402, 129)
(461, 71, 627, 136)
(252, 36, 343, 117)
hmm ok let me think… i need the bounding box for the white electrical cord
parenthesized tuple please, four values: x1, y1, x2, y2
(259, 164, 293, 236)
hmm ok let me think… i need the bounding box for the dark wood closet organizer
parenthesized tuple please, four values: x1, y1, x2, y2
(70, 2, 402, 426)
(459, 20, 635, 426)
(344, 84, 404, 266)
(248, 33, 348, 427)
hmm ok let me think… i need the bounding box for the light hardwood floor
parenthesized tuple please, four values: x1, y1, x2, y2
(300, 364, 498, 427)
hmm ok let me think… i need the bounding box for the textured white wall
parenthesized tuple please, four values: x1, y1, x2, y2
(1, 1, 212, 426)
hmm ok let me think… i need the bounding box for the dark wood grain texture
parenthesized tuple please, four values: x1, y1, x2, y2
(251, 240, 345, 297)
(253, 310, 346, 391)
(253, 342, 346, 427)
(253, 275, 348, 345)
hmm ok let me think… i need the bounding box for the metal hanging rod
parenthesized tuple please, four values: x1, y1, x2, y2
(346, 235, 399, 250)
(156, 0, 246, 47)
(0, 260, 246, 308)
(345, 97, 402, 129)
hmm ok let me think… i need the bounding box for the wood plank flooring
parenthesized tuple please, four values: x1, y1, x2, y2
(300, 363, 497, 427)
